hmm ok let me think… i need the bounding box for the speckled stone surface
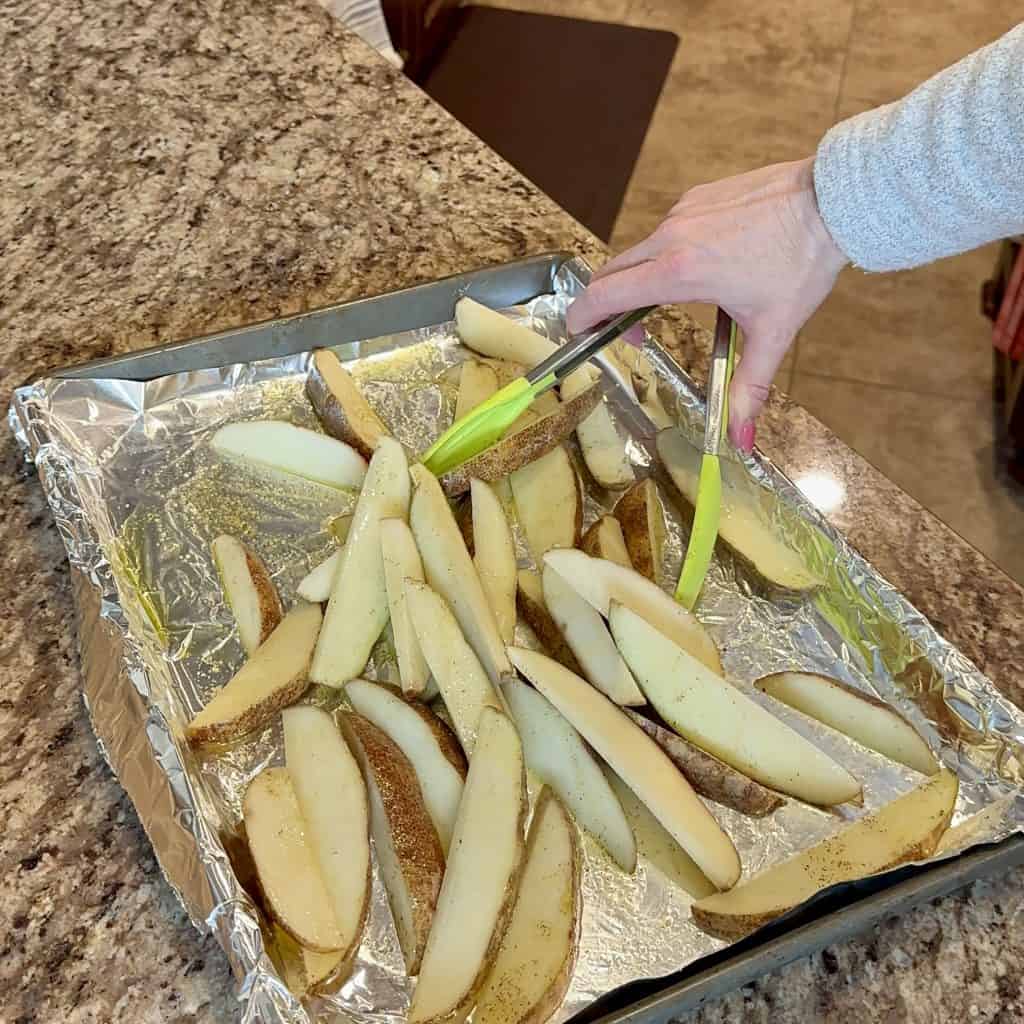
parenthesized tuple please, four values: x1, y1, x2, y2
(2, 2, 1023, 1022)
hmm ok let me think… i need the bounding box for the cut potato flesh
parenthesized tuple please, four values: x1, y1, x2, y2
(311, 437, 410, 685)
(211, 420, 367, 490)
(346, 679, 465, 855)
(657, 428, 819, 590)
(272, 924, 346, 999)
(503, 675, 636, 872)
(306, 348, 391, 458)
(613, 478, 666, 583)
(409, 463, 511, 686)
(561, 365, 634, 491)
(187, 603, 322, 746)
(328, 513, 353, 543)
(934, 794, 1014, 856)
(580, 516, 632, 569)
(283, 705, 372, 963)
(611, 605, 861, 806)
(475, 789, 580, 1024)
(508, 646, 741, 892)
(409, 707, 527, 1024)
(243, 767, 343, 952)
(211, 534, 283, 656)
(405, 579, 506, 756)
(624, 709, 784, 817)
(543, 548, 722, 676)
(542, 563, 644, 706)
(516, 570, 583, 676)
(455, 296, 558, 367)
(297, 549, 342, 604)
(511, 446, 582, 561)
(342, 711, 444, 974)
(380, 518, 432, 696)
(455, 360, 500, 421)
(472, 479, 517, 645)
(692, 770, 959, 938)
(755, 672, 939, 776)
(440, 384, 599, 498)
(603, 767, 715, 899)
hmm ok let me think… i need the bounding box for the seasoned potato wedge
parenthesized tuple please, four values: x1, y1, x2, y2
(455, 360, 500, 421)
(613, 478, 667, 583)
(755, 672, 938, 776)
(580, 516, 632, 569)
(561, 365, 634, 491)
(187, 603, 321, 746)
(440, 383, 600, 497)
(511, 445, 583, 560)
(474, 789, 581, 1024)
(380, 518, 432, 696)
(692, 770, 958, 938)
(296, 549, 341, 604)
(515, 570, 583, 676)
(471, 479, 517, 644)
(211, 534, 283, 656)
(611, 605, 861, 807)
(409, 708, 527, 1024)
(272, 925, 348, 1000)
(455, 296, 558, 366)
(306, 348, 390, 458)
(623, 709, 784, 817)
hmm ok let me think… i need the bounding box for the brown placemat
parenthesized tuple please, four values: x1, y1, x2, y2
(418, 6, 677, 241)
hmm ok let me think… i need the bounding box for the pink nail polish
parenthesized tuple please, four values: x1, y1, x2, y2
(738, 420, 755, 453)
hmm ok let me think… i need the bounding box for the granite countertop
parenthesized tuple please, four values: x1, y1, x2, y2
(3, 2, 1024, 1022)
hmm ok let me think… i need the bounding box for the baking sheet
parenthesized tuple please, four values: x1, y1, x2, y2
(10, 256, 1024, 1024)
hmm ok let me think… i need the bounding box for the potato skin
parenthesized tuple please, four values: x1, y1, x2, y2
(244, 547, 284, 647)
(440, 384, 601, 497)
(613, 479, 662, 582)
(306, 349, 389, 459)
(187, 672, 310, 747)
(624, 709, 784, 817)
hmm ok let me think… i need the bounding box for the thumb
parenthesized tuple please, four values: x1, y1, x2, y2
(727, 325, 795, 451)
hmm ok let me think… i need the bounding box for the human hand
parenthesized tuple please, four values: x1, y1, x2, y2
(567, 158, 847, 450)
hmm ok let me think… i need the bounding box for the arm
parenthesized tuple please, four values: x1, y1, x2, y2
(567, 23, 1024, 447)
(815, 23, 1024, 271)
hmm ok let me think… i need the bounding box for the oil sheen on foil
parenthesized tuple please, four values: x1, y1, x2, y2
(9, 258, 1024, 1024)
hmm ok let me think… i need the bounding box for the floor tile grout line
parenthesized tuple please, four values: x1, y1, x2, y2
(794, 367, 994, 402)
(832, 0, 860, 122)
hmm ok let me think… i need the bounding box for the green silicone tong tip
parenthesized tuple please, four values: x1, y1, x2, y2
(675, 310, 737, 610)
(421, 305, 656, 478)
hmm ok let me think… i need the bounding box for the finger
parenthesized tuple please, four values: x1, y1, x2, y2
(726, 326, 795, 450)
(590, 232, 666, 282)
(567, 260, 678, 335)
(620, 323, 646, 349)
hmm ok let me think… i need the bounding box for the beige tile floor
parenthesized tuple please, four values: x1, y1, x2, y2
(479, 0, 1024, 583)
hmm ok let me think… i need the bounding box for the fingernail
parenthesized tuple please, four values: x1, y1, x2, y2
(737, 420, 755, 453)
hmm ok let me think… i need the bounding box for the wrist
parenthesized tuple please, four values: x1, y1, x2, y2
(798, 156, 848, 275)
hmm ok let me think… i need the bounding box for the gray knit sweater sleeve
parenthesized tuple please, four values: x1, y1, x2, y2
(813, 23, 1024, 272)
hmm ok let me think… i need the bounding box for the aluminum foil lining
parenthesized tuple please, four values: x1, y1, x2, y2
(10, 257, 1024, 1024)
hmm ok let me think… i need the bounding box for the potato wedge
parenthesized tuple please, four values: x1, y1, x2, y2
(243, 767, 343, 952)
(755, 671, 939, 776)
(346, 679, 465, 855)
(409, 463, 511, 685)
(934, 794, 1014, 856)
(472, 479, 517, 644)
(692, 770, 959, 938)
(602, 767, 715, 899)
(580, 516, 632, 569)
(623, 709, 784, 817)
(508, 646, 741, 891)
(283, 705, 371, 965)
(297, 549, 341, 604)
(405, 579, 506, 755)
(272, 925, 347, 999)
(515, 570, 583, 676)
(475, 789, 580, 1024)
(543, 549, 722, 675)
(306, 348, 390, 458)
(211, 420, 367, 490)
(440, 384, 600, 497)
(187, 603, 321, 746)
(211, 534, 283, 656)
(613, 478, 667, 583)
(379, 518, 432, 696)
(542, 563, 644, 706)
(311, 437, 410, 686)
(511, 445, 582, 561)
(561, 365, 634, 491)
(657, 428, 820, 591)
(342, 711, 444, 974)
(409, 707, 527, 1024)
(455, 296, 558, 366)
(611, 605, 861, 806)
(455, 359, 500, 421)
(504, 675, 636, 872)
(327, 513, 353, 543)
